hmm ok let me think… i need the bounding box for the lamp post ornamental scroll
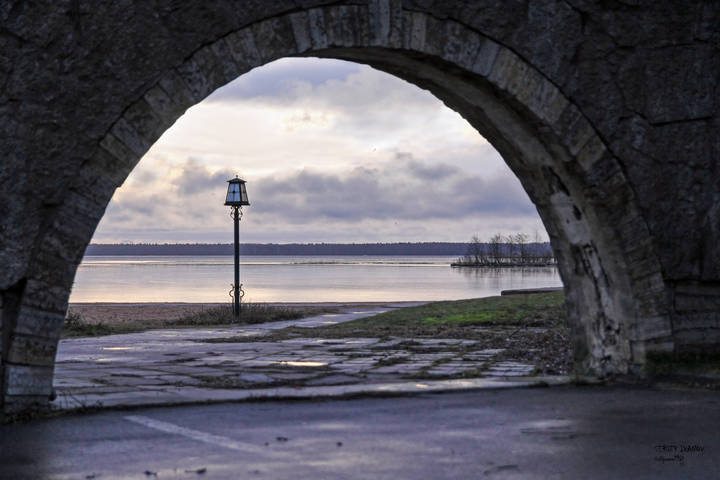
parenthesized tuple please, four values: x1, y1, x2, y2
(225, 176, 250, 317)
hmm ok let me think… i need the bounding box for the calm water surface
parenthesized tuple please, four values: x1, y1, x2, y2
(69, 255, 562, 303)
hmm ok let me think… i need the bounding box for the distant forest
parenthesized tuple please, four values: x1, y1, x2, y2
(85, 242, 554, 256)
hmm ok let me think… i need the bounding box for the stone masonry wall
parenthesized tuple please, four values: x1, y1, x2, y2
(1, 0, 718, 413)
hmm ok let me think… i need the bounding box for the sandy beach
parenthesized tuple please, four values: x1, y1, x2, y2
(66, 302, 402, 327)
(67, 303, 228, 326)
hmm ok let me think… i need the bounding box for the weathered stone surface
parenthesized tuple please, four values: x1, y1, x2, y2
(4, 365, 54, 397)
(7, 334, 59, 367)
(252, 16, 298, 63)
(12, 307, 65, 339)
(1, 0, 719, 413)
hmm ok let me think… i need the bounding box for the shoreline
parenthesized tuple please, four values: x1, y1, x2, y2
(68, 301, 426, 306)
(66, 289, 558, 328)
(66, 301, 428, 326)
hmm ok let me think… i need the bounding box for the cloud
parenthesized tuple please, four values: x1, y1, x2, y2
(205, 58, 449, 144)
(170, 158, 235, 195)
(397, 152, 460, 180)
(250, 160, 535, 223)
(207, 58, 361, 102)
(91, 57, 545, 244)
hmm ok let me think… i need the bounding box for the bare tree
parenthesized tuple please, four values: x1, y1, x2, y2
(513, 233, 530, 264)
(488, 233, 504, 265)
(462, 234, 484, 264)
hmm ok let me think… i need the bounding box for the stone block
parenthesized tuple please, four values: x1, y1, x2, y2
(633, 291, 670, 319)
(53, 190, 107, 235)
(25, 249, 76, 291)
(208, 38, 242, 85)
(12, 306, 64, 339)
(252, 16, 299, 62)
(419, 15, 445, 58)
(175, 47, 221, 101)
(673, 312, 720, 330)
(551, 104, 593, 156)
(99, 132, 137, 171)
(631, 271, 666, 294)
(674, 282, 720, 297)
(630, 339, 674, 366)
(224, 29, 262, 74)
(403, 11, 426, 52)
(157, 67, 200, 106)
(471, 38, 500, 77)
(2, 395, 50, 414)
(585, 155, 623, 190)
(674, 328, 720, 347)
(288, 11, 313, 53)
(624, 239, 656, 265)
(325, 6, 368, 48)
(70, 162, 120, 207)
(307, 8, 329, 50)
(7, 333, 58, 366)
(524, 76, 568, 126)
(442, 22, 483, 71)
(110, 117, 151, 158)
(574, 128, 608, 173)
(368, 0, 403, 48)
(20, 279, 70, 313)
(675, 294, 720, 313)
(613, 214, 650, 245)
(487, 48, 525, 91)
(4, 364, 53, 396)
(143, 85, 179, 124)
(123, 98, 165, 147)
(630, 316, 673, 342)
(628, 258, 664, 283)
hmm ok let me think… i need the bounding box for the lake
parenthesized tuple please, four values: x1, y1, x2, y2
(69, 255, 563, 303)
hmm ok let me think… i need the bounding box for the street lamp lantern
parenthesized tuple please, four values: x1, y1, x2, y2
(225, 176, 250, 206)
(225, 175, 249, 318)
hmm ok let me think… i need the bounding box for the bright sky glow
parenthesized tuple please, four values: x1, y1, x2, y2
(92, 57, 546, 244)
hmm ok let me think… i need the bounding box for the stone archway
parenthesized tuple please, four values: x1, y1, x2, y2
(2, 1, 717, 414)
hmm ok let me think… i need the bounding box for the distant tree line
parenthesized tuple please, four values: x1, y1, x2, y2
(85, 242, 478, 256)
(452, 233, 556, 267)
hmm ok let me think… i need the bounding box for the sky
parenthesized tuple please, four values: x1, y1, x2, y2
(91, 57, 546, 244)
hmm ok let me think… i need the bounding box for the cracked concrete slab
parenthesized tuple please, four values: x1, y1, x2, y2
(52, 306, 568, 412)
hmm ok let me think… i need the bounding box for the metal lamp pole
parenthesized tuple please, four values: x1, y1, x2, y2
(232, 205, 241, 317)
(224, 176, 250, 319)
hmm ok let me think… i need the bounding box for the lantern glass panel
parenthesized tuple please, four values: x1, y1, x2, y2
(226, 184, 236, 204)
(240, 183, 248, 203)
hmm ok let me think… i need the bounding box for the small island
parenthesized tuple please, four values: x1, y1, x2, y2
(451, 233, 556, 267)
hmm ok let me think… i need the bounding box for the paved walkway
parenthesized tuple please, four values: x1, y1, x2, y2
(53, 304, 569, 411)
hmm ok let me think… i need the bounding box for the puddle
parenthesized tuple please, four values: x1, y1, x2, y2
(278, 361, 328, 367)
(102, 347, 133, 351)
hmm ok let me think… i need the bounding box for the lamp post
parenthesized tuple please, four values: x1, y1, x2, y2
(225, 176, 250, 318)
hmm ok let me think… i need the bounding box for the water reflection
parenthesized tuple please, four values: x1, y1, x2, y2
(70, 255, 562, 303)
(453, 266, 559, 279)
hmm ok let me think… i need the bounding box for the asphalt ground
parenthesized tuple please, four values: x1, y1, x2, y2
(2, 385, 719, 479)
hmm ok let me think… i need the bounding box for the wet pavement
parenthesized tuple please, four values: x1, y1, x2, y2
(53, 304, 566, 411)
(3, 387, 719, 479)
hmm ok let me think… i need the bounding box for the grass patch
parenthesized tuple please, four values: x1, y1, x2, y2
(283, 292, 566, 339)
(207, 292, 566, 344)
(63, 312, 115, 337)
(62, 304, 340, 338)
(205, 292, 573, 376)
